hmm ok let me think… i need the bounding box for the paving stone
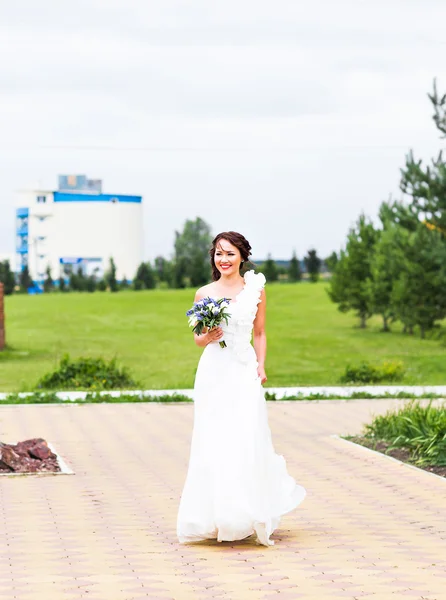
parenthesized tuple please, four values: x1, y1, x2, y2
(0, 401, 445, 599)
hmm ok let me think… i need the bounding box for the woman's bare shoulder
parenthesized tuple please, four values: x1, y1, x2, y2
(195, 282, 216, 301)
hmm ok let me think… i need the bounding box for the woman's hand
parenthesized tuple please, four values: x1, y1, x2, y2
(194, 326, 224, 347)
(206, 326, 224, 345)
(257, 365, 267, 384)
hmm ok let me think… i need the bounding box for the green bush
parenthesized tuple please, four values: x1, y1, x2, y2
(424, 326, 446, 347)
(340, 360, 405, 384)
(363, 401, 446, 466)
(36, 354, 140, 391)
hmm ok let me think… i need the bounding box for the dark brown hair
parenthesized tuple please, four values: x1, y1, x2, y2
(209, 231, 253, 281)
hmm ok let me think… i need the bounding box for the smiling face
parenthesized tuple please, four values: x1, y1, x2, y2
(214, 239, 242, 277)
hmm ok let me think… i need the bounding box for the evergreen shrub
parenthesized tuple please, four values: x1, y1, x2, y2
(36, 354, 139, 390)
(340, 360, 405, 384)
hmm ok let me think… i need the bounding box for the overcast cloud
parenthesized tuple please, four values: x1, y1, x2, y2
(1, 0, 445, 262)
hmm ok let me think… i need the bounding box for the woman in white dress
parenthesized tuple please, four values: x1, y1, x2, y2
(177, 231, 306, 547)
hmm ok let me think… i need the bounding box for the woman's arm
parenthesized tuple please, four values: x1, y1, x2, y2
(253, 288, 267, 383)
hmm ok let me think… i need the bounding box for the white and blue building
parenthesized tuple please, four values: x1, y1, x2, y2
(16, 175, 143, 285)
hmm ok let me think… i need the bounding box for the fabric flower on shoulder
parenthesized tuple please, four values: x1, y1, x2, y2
(244, 270, 266, 291)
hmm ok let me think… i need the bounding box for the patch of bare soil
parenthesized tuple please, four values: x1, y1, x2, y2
(347, 436, 446, 478)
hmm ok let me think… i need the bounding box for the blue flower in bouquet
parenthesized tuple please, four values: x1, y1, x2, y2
(186, 297, 231, 348)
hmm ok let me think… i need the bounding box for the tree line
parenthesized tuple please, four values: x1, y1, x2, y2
(328, 80, 446, 339)
(1, 216, 329, 294)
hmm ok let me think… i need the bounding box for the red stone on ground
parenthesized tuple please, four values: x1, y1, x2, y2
(0, 439, 60, 473)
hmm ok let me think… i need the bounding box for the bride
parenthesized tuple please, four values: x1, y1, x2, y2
(177, 231, 306, 547)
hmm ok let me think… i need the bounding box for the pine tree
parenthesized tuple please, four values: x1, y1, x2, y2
(133, 262, 156, 290)
(19, 265, 33, 292)
(261, 254, 278, 282)
(86, 275, 97, 293)
(431, 78, 446, 135)
(324, 251, 338, 274)
(154, 256, 173, 286)
(377, 81, 446, 337)
(58, 277, 67, 292)
(68, 271, 78, 291)
(72, 267, 87, 291)
(304, 249, 322, 283)
(43, 266, 54, 293)
(172, 257, 188, 289)
(288, 251, 302, 282)
(397, 81, 446, 236)
(106, 258, 118, 292)
(390, 224, 446, 338)
(120, 275, 130, 290)
(0, 260, 16, 295)
(328, 214, 379, 328)
(365, 224, 404, 332)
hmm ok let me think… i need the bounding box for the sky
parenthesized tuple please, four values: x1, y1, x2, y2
(1, 0, 446, 263)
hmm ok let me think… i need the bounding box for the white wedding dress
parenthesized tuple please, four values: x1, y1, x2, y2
(177, 270, 306, 546)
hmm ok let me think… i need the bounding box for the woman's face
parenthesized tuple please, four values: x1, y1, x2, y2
(214, 239, 242, 277)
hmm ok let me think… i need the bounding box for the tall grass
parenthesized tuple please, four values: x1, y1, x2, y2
(364, 401, 446, 466)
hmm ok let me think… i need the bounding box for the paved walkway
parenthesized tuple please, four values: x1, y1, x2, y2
(0, 400, 445, 600)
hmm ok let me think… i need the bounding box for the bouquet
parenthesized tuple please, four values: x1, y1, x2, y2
(186, 297, 231, 348)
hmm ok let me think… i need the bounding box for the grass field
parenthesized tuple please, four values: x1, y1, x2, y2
(0, 282, 445, 392)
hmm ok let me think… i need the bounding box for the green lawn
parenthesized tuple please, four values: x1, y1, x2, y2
(0, 283, 445, 392)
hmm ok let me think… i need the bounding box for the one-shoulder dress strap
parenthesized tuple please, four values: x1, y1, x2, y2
(243, 270, 266, 315)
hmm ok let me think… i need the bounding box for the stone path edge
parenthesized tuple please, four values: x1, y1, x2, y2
(1, 384, 446, 401)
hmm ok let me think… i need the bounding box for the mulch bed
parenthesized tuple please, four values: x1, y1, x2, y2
(348, 436, 446, 478)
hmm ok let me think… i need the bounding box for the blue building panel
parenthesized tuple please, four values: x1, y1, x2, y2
(53, 192, 142, 203)
(59, 257, 102, 264)
(16, 207, 29, 218)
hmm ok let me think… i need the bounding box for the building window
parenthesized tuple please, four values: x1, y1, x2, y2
(36, 195, 46, 203)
